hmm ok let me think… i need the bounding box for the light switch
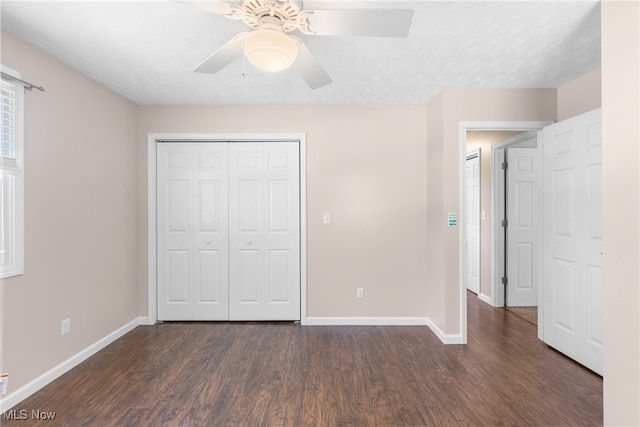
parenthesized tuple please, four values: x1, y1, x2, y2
(482, 211, 486, 221)
(323, 213, 331, 225)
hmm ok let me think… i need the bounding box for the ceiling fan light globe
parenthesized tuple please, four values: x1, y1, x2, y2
(244, 30, 298, 72)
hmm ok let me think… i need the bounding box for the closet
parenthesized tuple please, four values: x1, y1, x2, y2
(156, 141, 300, 321)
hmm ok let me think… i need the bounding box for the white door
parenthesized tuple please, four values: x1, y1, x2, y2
(506, 146, 539, 306)
(229, 142, 300, 320)
(157, 142, 230, 320)
(465, 152, 480, 294)
(157, 141, 301, 322)
(542, 109, 603, 375)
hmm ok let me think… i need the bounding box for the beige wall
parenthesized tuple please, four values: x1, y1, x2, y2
(137, 105, 429, 318)
(427, 89, 557, 334)
(426, 93, 445, 326)
(557, 68, 602, 121)
(466, 131, 521, 301)
(602, 1, 640, 425)
(0, 31, 140, 395)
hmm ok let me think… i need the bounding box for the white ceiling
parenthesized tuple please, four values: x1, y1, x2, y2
(1, 0, 601, 105)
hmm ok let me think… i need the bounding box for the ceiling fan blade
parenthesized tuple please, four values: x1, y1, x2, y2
(299, 9, 414, 37)
(193, 34, 245, 74)
(175, 1, 235, 16)
(291, 39, 332, 90)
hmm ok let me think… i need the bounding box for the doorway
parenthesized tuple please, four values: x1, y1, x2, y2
(147, 133, 308, 325)
(459, 122, 552, 343)
(461, 116, 603, 375)
(491, 132, 541, 309)
(492, 132, 541, 329)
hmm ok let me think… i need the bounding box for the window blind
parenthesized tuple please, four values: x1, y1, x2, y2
(1, 80, 18, 160)
(0, 71, 23, 279)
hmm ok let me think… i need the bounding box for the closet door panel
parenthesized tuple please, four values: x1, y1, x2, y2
(229, 142, 300, 321)
(157, 142, 229, 320)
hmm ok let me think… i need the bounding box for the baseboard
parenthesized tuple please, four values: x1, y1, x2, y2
(0, 316, 147, 411)
(303, 317, 464, 345)
(305, 317, 430, 326)
(140, 316, 156, 326)
(478, 293, 493, 306)
(424, 319, 465, 344)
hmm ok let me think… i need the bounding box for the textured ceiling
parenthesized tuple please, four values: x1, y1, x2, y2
(0, 1, 601, 105)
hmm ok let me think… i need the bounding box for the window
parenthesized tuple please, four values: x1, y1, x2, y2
(1, 66, 24, 279)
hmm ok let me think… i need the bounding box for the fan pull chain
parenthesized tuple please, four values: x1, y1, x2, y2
(242, 36, 246, 77)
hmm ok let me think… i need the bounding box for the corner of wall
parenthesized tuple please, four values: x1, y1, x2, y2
(557, 68, 602, 121)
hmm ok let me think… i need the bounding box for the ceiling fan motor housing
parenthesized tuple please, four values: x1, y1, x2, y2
(239, 0, 301, 33)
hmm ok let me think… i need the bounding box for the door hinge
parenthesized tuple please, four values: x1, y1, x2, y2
(501, 162, 508, 170)
(501, 219, 508, 228)
(501, 277, 508, 285)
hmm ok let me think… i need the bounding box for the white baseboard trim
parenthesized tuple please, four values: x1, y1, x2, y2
(304, 317, 464, 345)
(478, 293, 493, 306)
(305, 317, 430, 326)
(0, 316, 147, 411)
(424, 319, 465, 345)
(140, 317, 156, 326)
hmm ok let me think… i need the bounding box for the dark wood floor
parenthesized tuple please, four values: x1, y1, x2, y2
(2, 293, 602, 426)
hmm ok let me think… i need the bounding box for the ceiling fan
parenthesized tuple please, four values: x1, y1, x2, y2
(182, 0, 414, 89)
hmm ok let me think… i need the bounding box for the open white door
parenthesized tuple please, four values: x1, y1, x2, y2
(506, 145, 539, 306)
(542, 108, 603, 375)
(465, 152, 480, 294)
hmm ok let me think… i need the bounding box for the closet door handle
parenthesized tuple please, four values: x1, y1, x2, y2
(205, 240, 212, 245)
(246, 240, 253, 245)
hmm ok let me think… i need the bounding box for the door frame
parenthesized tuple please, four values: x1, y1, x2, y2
(465, 149, 481, 295)
(490, 131, 541, 309)
(459, 122, 552, 343)
(147, 133, 308, 325)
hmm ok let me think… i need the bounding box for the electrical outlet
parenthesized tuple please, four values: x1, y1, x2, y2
(61, 318, 70, 336)
(357, 288, 364, 299)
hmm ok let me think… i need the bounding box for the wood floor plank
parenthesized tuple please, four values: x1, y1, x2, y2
(1, 294, 602, 426)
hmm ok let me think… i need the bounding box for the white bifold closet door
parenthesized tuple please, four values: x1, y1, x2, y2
(228, 142, 300, 321)
(157, 143, 230, 321)
(157, 141, 300, 321)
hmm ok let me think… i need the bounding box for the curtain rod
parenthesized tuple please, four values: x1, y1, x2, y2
(1, 71, 45, 92)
